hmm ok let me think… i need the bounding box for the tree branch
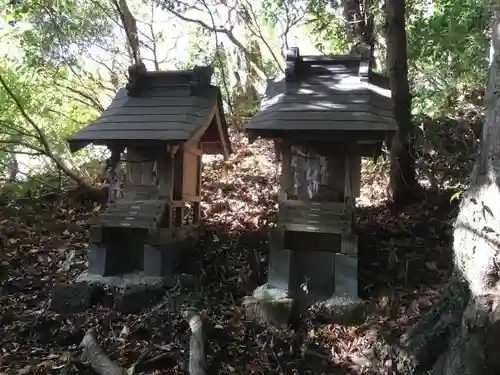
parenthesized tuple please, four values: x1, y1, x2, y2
(0, 72, 89, 186)
(52, 82, 105, 112)
(163, 6, 270, 82)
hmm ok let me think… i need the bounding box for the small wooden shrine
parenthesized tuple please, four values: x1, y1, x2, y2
(68, 65, 231, 278)
(246, 48, 397, 301)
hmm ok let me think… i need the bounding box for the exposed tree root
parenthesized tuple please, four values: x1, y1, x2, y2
(183, 308, 207, 375)
(403, 272, 469, 373)
(79, 329, 125, 375)
(426, 294, 500, 375)
(365, 273, 470, 375)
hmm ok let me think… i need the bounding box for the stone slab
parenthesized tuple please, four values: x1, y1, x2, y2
(77, 271, 171, 289)
(49, 282, 98, 314)
(113, 284, 166, 314)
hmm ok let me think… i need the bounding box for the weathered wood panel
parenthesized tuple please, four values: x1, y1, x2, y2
(71, 130, 191, 142)
(251, 111, 394, 125)
(183, 150, 199, 197)
(93, 112, 212, 125)
(173, 149, 184, 201)
(68, 81, 231, 156)
(278, 194, 353, 233)
(124, 148, 156, 192)
(97, 199, 167, 230)
(157, 154, 174, 198)
(88, 118, 206, 130)
(110, 96, 208, 107)
(280, 199, 346, 211)
(282, 222, 350, 234)
(257, 103, 394, 118)
(245, 55, 396, 139)
(346, 155, 361, 198)
(289, 146, 332, 201)
(100, 105, 211, 117)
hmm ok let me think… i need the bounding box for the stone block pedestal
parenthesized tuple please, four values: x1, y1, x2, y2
(88, 226, 186, 278)
(246, 231, 365, 327)
(143, 244, 181, 277)
(88, 227, 145, 276)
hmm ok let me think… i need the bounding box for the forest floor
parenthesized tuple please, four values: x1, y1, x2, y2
(0, 135, 460, 375)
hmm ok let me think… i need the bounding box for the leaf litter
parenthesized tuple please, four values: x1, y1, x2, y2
(0, 133, 460, 375)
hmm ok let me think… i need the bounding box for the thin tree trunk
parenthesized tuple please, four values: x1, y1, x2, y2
(385, 0, 421, 205)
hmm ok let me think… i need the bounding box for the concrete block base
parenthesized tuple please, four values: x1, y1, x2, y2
(49, 282, 98, 314)
(308, 294, 366, 325)
(143, 244, 181, 277)
(243, 284, 294, 328)
(74, 272, 175, 313)
(245, 284, 366, 327)
(76, 271, 173, 289)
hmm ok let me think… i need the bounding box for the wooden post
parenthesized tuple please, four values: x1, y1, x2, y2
(193, 153, 202, 223)
(279, 142, 291, 202)
(157, 153, 174, 199)
(173, 146, 185, 202)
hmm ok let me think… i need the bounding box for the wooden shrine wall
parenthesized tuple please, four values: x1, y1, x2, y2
(126, 147, 155, 186)
(182, 147, 201, 199)
(286, 145, 360, 202)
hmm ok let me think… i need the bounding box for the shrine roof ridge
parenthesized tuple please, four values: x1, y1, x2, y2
(126, 64, 215, 96)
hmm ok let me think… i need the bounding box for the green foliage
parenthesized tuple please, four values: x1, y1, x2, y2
(407, 0, 491, 115)
(0, 56, 100, 180)
(2, 0, 114, 67)
(305, 0, 349, 54)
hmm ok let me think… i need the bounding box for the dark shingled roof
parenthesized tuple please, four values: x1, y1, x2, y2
(68, 66, 231, 156)
(246, 48, 397, 142)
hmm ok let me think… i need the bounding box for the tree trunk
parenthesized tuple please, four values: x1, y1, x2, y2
(345, 0, 376, 69)
(385, 0, 421, 205)
(183, 309, 206, 375)
(402, 11, 500, 374)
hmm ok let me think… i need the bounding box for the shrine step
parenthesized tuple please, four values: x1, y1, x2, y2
(278, 200, 354, 234)
(96, 199, 167, 230)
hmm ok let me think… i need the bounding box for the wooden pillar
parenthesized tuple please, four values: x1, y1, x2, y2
(157, 153, 174, 199)
(336, 153, 359, 298)
(346, 154, 361, 198)
(173, 146, 184, 201)
(193, 153, 202, 223)
(279, 142, 292, 202)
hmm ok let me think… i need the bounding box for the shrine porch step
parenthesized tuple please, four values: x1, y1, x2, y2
(96, 199, 167, 230)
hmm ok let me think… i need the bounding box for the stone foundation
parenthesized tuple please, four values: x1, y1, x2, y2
(76, 271, 170, 288)
(245, 230, 366, 327)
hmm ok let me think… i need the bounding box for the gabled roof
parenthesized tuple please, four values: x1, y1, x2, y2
(68, 65, 231, 157)
(246, 48, 397, 143)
